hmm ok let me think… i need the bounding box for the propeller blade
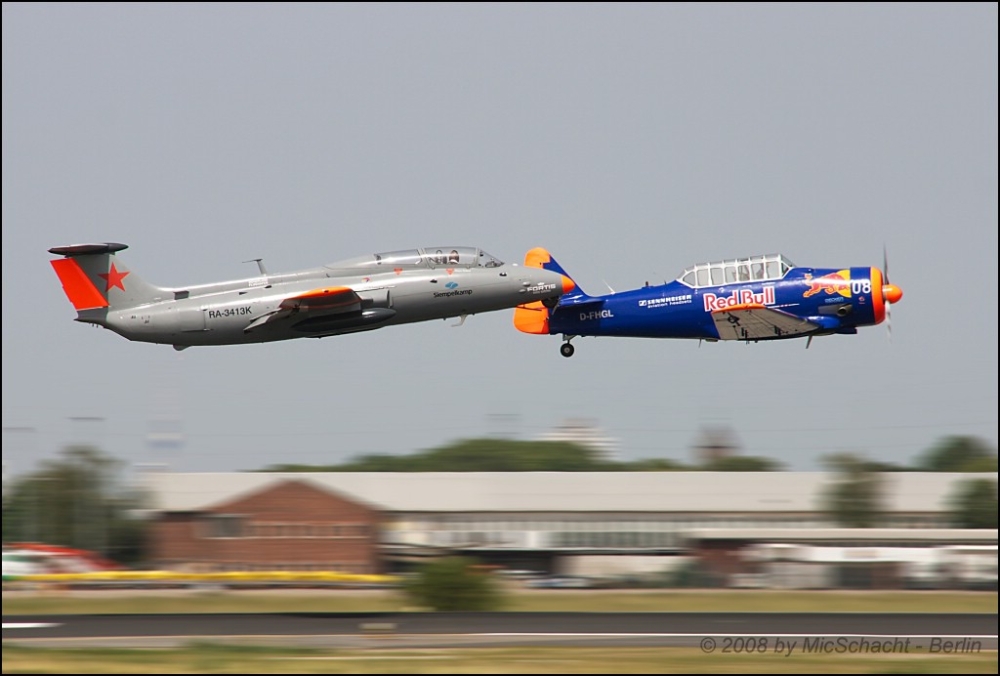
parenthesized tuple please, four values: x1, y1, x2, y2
(883, 244, 893, 344)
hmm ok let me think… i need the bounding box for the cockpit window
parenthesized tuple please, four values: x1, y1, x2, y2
(479, 250, 504, 268)
(326, 246, 506, 271)
(326, 249, 427, 270)
(372, 250, 424, 267)
(422, 247, 503, 268)
(678, 254, 796, 288)
(430, 248, 459, 266)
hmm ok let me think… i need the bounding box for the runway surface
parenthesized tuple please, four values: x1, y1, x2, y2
(3, 612, 998, 649)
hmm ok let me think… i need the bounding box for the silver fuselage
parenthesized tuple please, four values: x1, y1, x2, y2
(81, 260, 566, 346)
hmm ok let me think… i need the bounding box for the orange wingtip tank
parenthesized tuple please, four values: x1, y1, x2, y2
(282, 287, 359, 311)
(290, 286, 354, 300)
(514, 300, 550, 334)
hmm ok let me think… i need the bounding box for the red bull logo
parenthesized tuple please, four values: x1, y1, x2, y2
(803, 270, 852, 298)
(703, 286, 775, 312)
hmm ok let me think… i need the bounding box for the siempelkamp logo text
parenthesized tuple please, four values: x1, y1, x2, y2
(434, 287, 473, 298)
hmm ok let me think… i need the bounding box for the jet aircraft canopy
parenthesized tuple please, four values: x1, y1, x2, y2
(326, 247, 504, 271)
(678, 254, 795, 288)
(421, 246, 504, 268)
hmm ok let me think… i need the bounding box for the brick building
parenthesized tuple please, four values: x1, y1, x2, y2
(151, 478, 382, 573)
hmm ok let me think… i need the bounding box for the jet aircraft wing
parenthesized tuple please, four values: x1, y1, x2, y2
(711, 304, 820, 341)
(244, 286, 363, 334)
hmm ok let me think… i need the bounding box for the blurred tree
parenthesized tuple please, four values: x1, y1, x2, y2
(263, 439, 617, 472)
(619, 458, 688, 471)
(0, 446, 148, 565)
(949, 478, 998, 529)
(380, 438, 609, 471)
(916, 436, 998, 472)
(665, 559, 725, 588)
(702, 456, 783, 471)
(821, 452, 885, 528)
(861, 460, 913, 472)
(255, 438, 704, 472)
(402, 556, 503, 611)
(953, 455, 1000, 473)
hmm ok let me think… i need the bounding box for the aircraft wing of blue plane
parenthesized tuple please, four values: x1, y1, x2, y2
(514, 248, 903, 357)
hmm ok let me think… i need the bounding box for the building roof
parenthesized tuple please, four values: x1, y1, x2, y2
(535, 418, 620, 462)
(689, 528, 998, 543)
(141, 471, 997, 515)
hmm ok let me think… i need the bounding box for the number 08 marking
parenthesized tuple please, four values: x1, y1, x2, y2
(851, 280, 871, 295)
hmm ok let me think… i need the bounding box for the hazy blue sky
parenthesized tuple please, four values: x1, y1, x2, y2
(3, 4, 997, 477)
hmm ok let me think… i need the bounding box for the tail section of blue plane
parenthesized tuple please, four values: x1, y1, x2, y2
(525, 247, 595, 304)
(514, 248, 603, 341)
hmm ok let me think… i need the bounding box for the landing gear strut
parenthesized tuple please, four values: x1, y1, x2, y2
(560, 336, 576, 358)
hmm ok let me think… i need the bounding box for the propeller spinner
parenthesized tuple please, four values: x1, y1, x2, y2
(880, 246, 903, 342)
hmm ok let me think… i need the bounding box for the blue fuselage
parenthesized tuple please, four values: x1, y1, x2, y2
(548, 266, 881, 341)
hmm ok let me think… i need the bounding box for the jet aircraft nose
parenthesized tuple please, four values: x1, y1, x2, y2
(883, 284, 902, 304)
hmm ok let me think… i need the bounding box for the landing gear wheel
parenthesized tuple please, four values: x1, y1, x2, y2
(560, 343, 575, 358)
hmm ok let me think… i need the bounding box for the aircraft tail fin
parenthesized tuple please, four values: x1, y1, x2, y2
(514, 247, 594, 335)
(49, 243, 167, 316)
(522, 247, 590, 300)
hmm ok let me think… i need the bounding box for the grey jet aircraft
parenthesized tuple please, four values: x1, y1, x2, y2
(49, 243, 575, 350)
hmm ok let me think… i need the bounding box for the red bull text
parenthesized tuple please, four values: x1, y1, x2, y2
(703, 286, 776, 312)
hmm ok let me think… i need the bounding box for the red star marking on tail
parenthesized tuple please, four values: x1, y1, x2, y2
(99, 263, 130, 292)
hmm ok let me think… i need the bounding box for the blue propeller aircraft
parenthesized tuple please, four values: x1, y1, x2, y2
(514, 248, 902, 357)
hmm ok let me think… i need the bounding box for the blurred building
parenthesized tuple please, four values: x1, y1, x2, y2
(142, 471, 997, 588)
(690, 528, 997, 589)
(536, 418, 620, 462)
(693, 425, 740, 465)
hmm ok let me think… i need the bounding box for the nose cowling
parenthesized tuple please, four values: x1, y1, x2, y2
(870, 267, 902, 325)
(883, 284, 902, 304)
